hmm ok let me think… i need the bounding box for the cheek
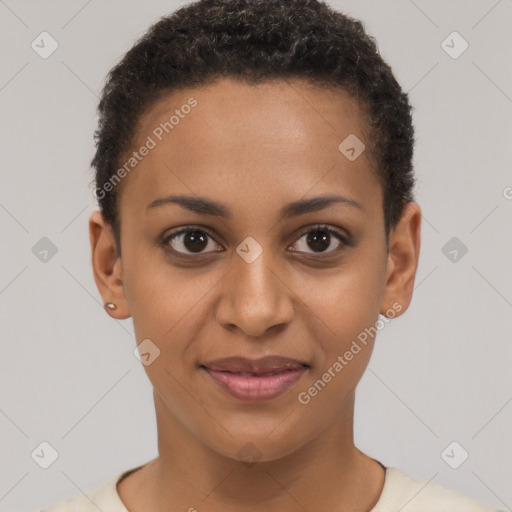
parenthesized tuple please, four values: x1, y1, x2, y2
(124, 259, 221, 384)
(300, 257, 385, 336)
(296, 284, 379, 417)
(122, 241, 207, 336)
(295, 257, 386, 393)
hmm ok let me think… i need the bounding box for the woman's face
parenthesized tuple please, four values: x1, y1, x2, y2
(91, 77, 420, 462)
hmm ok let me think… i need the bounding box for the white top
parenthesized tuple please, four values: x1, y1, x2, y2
(39, 465, 500, 511)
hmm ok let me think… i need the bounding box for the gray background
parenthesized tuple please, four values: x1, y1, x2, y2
(0, 0, 511, 510)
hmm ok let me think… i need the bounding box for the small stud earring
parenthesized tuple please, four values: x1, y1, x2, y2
(104, 302, 117, 310)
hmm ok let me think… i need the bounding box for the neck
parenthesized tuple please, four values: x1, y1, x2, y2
(120, 391, 385, 512)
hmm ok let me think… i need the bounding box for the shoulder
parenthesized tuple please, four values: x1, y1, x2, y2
(372, 466, 501, 512)
(37, 471, 129, 512)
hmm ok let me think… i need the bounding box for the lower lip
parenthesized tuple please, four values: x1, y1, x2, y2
(203, 366, 307, 402)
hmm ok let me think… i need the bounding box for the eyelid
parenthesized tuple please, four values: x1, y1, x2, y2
(294, 224, 349, 243)
(164, 224, 219, 241)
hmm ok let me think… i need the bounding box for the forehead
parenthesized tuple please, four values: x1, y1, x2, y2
(118, 77, 380, 224)
(134, 77, 367, 153)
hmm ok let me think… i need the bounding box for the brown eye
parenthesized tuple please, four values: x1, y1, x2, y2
(290, 225, 348, 255)
(163, 227, 223, 256)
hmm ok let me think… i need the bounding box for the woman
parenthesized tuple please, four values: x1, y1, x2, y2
(40, 0, 500, 510)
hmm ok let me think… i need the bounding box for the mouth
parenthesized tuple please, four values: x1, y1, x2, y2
(200, 355, 310, 402)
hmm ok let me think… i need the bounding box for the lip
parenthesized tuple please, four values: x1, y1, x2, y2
(201, 355, 310, 402)
(202, 355, 308, 374)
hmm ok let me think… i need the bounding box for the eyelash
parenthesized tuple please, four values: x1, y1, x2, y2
(161, 224, 350, 259)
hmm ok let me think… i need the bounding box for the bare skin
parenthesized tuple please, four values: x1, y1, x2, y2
(89, 77, 421, 512)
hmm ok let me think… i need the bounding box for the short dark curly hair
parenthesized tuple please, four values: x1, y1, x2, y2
(90, 0, 415, 257)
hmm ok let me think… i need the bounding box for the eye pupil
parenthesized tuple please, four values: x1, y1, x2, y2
(307, 229, 330, 252)
(184, 231, 208, 252)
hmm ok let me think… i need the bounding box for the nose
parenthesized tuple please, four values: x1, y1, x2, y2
(215, 252, 294, 338)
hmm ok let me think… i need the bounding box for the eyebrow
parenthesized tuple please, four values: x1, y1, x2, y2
(146, 193, 363, 222)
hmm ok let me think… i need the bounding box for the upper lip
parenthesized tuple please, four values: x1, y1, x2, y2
(202, 355, 309, 374)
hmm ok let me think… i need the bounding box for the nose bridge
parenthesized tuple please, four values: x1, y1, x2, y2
(217, 243, 293, 336)
(236, 247, 278, 301)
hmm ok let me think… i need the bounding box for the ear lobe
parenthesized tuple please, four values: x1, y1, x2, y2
(89, 210, 131, 319)
(380, 202, 421, 317)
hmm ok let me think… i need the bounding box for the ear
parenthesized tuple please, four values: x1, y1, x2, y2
(380, 202, 421, 317)
(89, 210, 131, 319)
